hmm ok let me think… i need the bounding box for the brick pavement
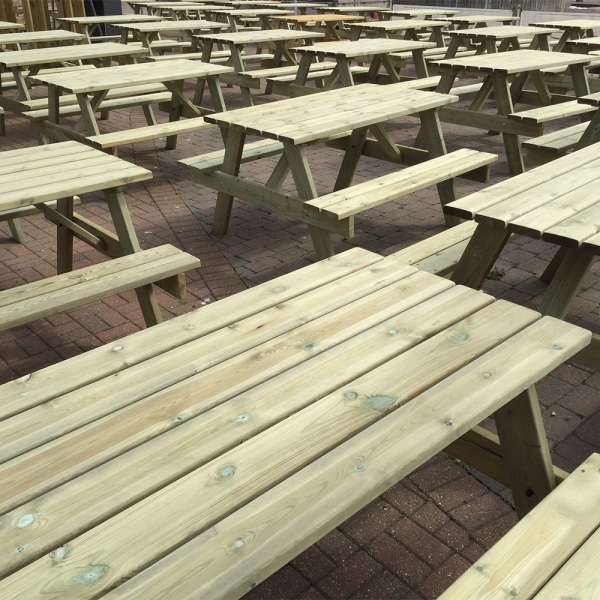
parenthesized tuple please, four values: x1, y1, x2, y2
(0, 65, 599, 599)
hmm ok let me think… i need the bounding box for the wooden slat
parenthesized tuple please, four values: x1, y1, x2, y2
(0, 245, 200, 331)
(304, 149, 497, 219)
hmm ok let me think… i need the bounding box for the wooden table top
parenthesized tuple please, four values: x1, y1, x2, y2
(446, 25, 559, 40)
(0, 141, 152, 213)
(0, 29, 87, 46)
(532, 18, 600, 30)
(0, 245, 589, 599)
(443, 14, 519, 25)
(433, 49, 592, 74)
(0, 42, 149, 68)
(394, 8, 457, 18)
(204, 83, 457, 144)
(194, 28, 325, 43)
(445, 144, 600, 251)
(348, 19, 448, 31)
(29, 58, 232, 94)
(0, 20, 24, 31)
(291, 37, 435, 58)
(113, 19, 226, 32)
(56, 14, 163, 25)
(273, 13, 365, 24)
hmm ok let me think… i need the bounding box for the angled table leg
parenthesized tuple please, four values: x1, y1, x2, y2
(495, 386, 556, 518)
(212, 127, 246, 235)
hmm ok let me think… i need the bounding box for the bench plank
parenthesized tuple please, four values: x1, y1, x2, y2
(438, 453, 600, 599)
(304, 149, 497, 220)
(0, 244, 201, 332)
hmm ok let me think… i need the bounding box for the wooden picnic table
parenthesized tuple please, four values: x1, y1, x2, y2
(27, 59, 232, 150)
(114, 19, 228, 55)
(0, 140, 167, 323)
(432, 49, 593, 175)
(445, 143, 600, 371)
(0, 245, 590, 599)
(55, 13, 163, 42)
(442, 13, 520, 30)
(317, 6, 393, 21)
(290, 37, 436, 89)
(180, 82, 496, 258)
(532, 18, 600, 52)
(0, 29, 87, 51)
(443, 25, 560, 58)
(202, 7, 296, 31)
(195, 28, 325, 105)
(393, 8, 457, 20)
(0, 42, 150, 113)
(348, 19, 448, 47)
(271, 13, 365, 41)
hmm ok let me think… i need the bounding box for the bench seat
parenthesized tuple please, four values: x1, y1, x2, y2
(23, 90, 172, 122)
(509, 99, 596, 125)
(0, 244, 201, 331)
(439, 452, 600, 599)
(522, 121, 589, 166)
(303, 148, 497, 238)
(87, 118, 215, 152)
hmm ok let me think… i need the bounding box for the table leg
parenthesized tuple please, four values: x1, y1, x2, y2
(213, 127, 246, 235)
(334, 127, 368, 191)
(491, 71, 524, 176)
(451, 223, 511, 288)
(410, 48, 429, 79)
(56, 196, 75, 274)
(284, 142, 334, 259)
(539, 246, 596, 319)
(104, 187, 162, 326)
(495, 386, 555, 518)
(418, 109, 461, 227)
(335, 57, 355, 87)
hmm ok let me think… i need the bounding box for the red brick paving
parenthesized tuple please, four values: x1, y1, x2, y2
(1, 49, 599, 600)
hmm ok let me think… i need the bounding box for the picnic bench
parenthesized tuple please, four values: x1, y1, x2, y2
(0, 246, 591, 599)
(0, 245, 201, 332)
(25, 59, 231, 152)
(0, 141, 199, 327)
(439, 452, 600, 599)
(520, 92, 600, 166)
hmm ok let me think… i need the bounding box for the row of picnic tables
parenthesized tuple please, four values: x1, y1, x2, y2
(1, 5, 600, 597)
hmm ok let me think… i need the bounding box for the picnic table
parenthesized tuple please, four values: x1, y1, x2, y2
(0, 42, 150, 115)
(0, 140, 167, 322)
(443, 25, 560, 58)
(393, 8, 457, 20)
(27, 59, 232, 151)
(0, 29, 87, 51)
(195, 28, 325, 105)
(532, 18, 600, 52)
(180, 82, 496, 258)
(445, 143, 600, 371)
(271, 13, 365, 41)
(432, 49, 593, 175)
(114, 18, 228, 55)
(0, 245, 590, 599)
(442, 13, 520, 30)
(316, 6, 393, 21)
(290, 37, 436, 89)
(55, 13, 163, 43)
(202, 7, 296, 31)
(348, 19, 448, 48)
